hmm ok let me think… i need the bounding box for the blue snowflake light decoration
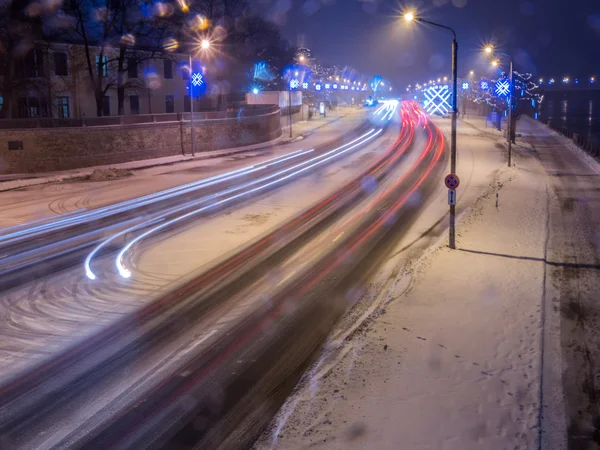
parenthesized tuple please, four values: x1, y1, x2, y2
(423, 85, 451, 116)
(494, 78, 511, 97)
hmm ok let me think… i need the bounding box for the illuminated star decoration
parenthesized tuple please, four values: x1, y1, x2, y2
(325, 83, 331, 89)
(191, 72, 204, 87)
(290, 78, 300, 89)
(494, 78, 511, 97)
(423, 85, 451, 116)
(315, 84, 322, 91)
(302, 82, 309, 90)
(479, 80, 490, 90)
(333, 83, 338, 90)
(461, 82, 469, 90)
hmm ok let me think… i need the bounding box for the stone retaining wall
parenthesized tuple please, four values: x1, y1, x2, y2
(0, 107, 281, 174)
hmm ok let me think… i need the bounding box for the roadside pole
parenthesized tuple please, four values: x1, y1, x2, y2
(450, 38, 458, 249)
(189, 52, 195, 157)
(288, 87, 293, 139)
(507, 58, 514, 167)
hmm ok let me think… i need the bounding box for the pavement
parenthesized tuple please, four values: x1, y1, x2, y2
(0, 108, 357, 192)
(254, 116, 600, 450)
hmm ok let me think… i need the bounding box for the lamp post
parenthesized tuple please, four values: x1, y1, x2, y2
(405, 12, 459, 249)
(188, 38, 211, 157)
(486, 46, 514, 167)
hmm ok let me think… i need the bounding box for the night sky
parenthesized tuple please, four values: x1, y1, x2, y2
(250, 0, 600, 87)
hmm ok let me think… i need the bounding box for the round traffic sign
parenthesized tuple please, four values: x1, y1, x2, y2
(445, 173, 460, 190)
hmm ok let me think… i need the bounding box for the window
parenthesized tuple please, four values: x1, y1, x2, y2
(127, 58, 138, 78)
(181, 65, 189, 80)
(54, 52, 68, 76)
(129, 95, 140, 115)
(165, 95, 174, 113)
(16, 49, 44, 78)
(56, 97, 70, 118)
(184, 95, 191, 112)
(17, 97, 48, 118)
(102, 95, 111, 116)
(164, 60, 173, 79)
(96, 55, 108, 76)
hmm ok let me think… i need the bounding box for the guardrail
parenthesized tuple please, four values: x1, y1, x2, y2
(0, 105, 278, 130)
(544, 121, 600, 160)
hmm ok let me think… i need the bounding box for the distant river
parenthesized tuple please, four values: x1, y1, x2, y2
(538, 90, 600, 145)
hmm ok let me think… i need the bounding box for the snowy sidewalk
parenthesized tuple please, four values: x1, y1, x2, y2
(0, 109, 354, 191)
(254, 116, 600, 450)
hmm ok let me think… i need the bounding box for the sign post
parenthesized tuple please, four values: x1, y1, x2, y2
(445, 173, 460, 249)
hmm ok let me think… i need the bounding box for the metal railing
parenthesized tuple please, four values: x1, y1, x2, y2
(0, 105, 278, 130)
(544, 121, 600, 160)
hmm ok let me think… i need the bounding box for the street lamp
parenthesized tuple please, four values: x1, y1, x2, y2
(485, 45, 514, 167)
(404, 11, 459, 249)
(188, 38, 210, 156)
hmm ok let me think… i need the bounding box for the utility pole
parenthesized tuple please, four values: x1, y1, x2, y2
(404, 13, 459, 250)
(288, 86, 293, 138)
(449, 38, 458, 249)
(189, 52, 195, 156)
(507, 58, 514, 167)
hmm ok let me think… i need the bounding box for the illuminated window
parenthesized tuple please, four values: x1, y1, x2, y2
(96, 55, 108, 76)
(56, 96, 70, 118)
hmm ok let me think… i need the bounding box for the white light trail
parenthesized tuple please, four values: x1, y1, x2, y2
(111, 129, 383, 279)
(0, 149, 312, 245)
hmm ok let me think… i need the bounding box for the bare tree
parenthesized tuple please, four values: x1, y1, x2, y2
(0, 0, 48, 118)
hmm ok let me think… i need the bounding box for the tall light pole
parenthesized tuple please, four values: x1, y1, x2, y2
(188, 38, 211, 157)
(486, 46, 514, 167)
(405, 12, 459, 249)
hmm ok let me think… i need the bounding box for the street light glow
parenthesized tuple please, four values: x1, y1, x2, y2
(484, 46, 493, 54)
(469, 70, 474, 76)
(201, 39, 210, 50)
(252, 88, 259, 95)
(299, 55, 305, 61)
(492, 60, 499, 67)
(404, 12, 415, 22)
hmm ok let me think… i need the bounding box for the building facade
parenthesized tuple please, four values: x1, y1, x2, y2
(1, 41, 211, 119)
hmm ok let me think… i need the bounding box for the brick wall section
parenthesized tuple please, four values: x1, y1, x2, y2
(0, 109, 281, 174)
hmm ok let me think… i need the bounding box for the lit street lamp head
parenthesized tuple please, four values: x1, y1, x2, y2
(404, 12, 415, 22)
(201, 39, 210, 50)
(484, 46, 493, 54)
(492, 60, 499, 67)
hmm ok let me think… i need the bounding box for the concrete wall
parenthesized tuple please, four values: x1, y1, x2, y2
(0, 106, 281, 174)
(246, 91, 302, 108)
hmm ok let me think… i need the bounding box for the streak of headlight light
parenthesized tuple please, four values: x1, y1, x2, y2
(374, 104, 386, 116)
(0, 149, 312, 244)
(115, 129, 382, 279)
(90, 131, 374, 279)
(385, 104, 398, 121)
(84, 217, 165, 280)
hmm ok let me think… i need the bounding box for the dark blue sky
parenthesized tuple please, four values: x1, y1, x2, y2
(251, 0, 600, 87)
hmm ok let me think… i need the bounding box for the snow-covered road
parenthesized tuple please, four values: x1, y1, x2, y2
(0, 109, 396, 380)
(255, 116, 600, 450)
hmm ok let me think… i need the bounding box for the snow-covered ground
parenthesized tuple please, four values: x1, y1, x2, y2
(254, 116, 600, 450)
(0, 109, 365, 228)
(0, 115, 398, 379)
